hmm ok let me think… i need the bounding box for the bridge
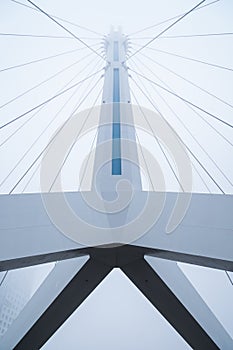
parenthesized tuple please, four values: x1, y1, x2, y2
(0, 1, 233, 349)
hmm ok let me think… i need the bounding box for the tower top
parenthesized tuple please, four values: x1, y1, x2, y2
(102, 29, 130, 64)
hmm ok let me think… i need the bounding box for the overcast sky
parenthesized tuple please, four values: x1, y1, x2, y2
(0, 0, 233, 349)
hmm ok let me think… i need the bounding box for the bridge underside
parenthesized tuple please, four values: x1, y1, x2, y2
(0, 191, 232, 349)
(11, 244, 230, 350)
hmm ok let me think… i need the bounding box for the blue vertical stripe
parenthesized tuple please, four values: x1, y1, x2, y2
(112, 68, 121, 175)
(113, 68, 120, 103)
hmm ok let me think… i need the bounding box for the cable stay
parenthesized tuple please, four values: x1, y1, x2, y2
(131, 74, 226, 194)
(134, 93, 212, 193)
(1, 70, 102, 191)
(129, 32, 233, 40)
(8, 75, 103, 194)
(0, 51, 95, 110)
(131, 44, 233, 73)
(131, 58, 233, 188)
(130, 86, 185, 192)
(187, 104, 233, 148)
(130, 74, 225, 194)
(129, 68, 233, 129)
(49, 85, 103, 191)
(0, 45, 100, 73)
(130, 77, 202, 191)
(78, 130, 98, 192)
(131, 56, 233, 148)
(132, 91, 211, 193)
(128, 0, 219, 36)
(134, 126, 156, 191)
(10, 0, 102, 36)
(157, 32, 233, 39)
(26, 0, 105, 60)
(23, 109, 98, 192)
(0, 56, 102, 148)
(189, 160, 212, 193)
(0, 68, 104, 131)
(126, 0, 207, 60)
(0, 32, 102, 40)
(135, 52, 233, 111)
(0, 84, 81, 190)
(2, 57, 103, 160)
(0, 32, 72, 39)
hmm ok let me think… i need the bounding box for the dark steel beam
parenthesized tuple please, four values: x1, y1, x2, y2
(146, 249, 233, 272)
(14, 257, 113, 350)
(0, 249, 87, 272)
(13, 245, 223, 349)
(121, 257, 220, 350)
(1, 244, 233, 272)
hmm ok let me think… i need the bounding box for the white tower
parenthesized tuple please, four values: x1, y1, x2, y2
(93, 28, 142, 195)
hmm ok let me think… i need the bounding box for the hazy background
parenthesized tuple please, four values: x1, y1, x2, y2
(0, 0, 233, 349)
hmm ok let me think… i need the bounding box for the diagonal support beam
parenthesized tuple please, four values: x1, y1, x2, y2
(121, 258, 220, 350)
(145, 256, 233, 349)
(14, 257, 113, 350)
(0, 256, 89, 349)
